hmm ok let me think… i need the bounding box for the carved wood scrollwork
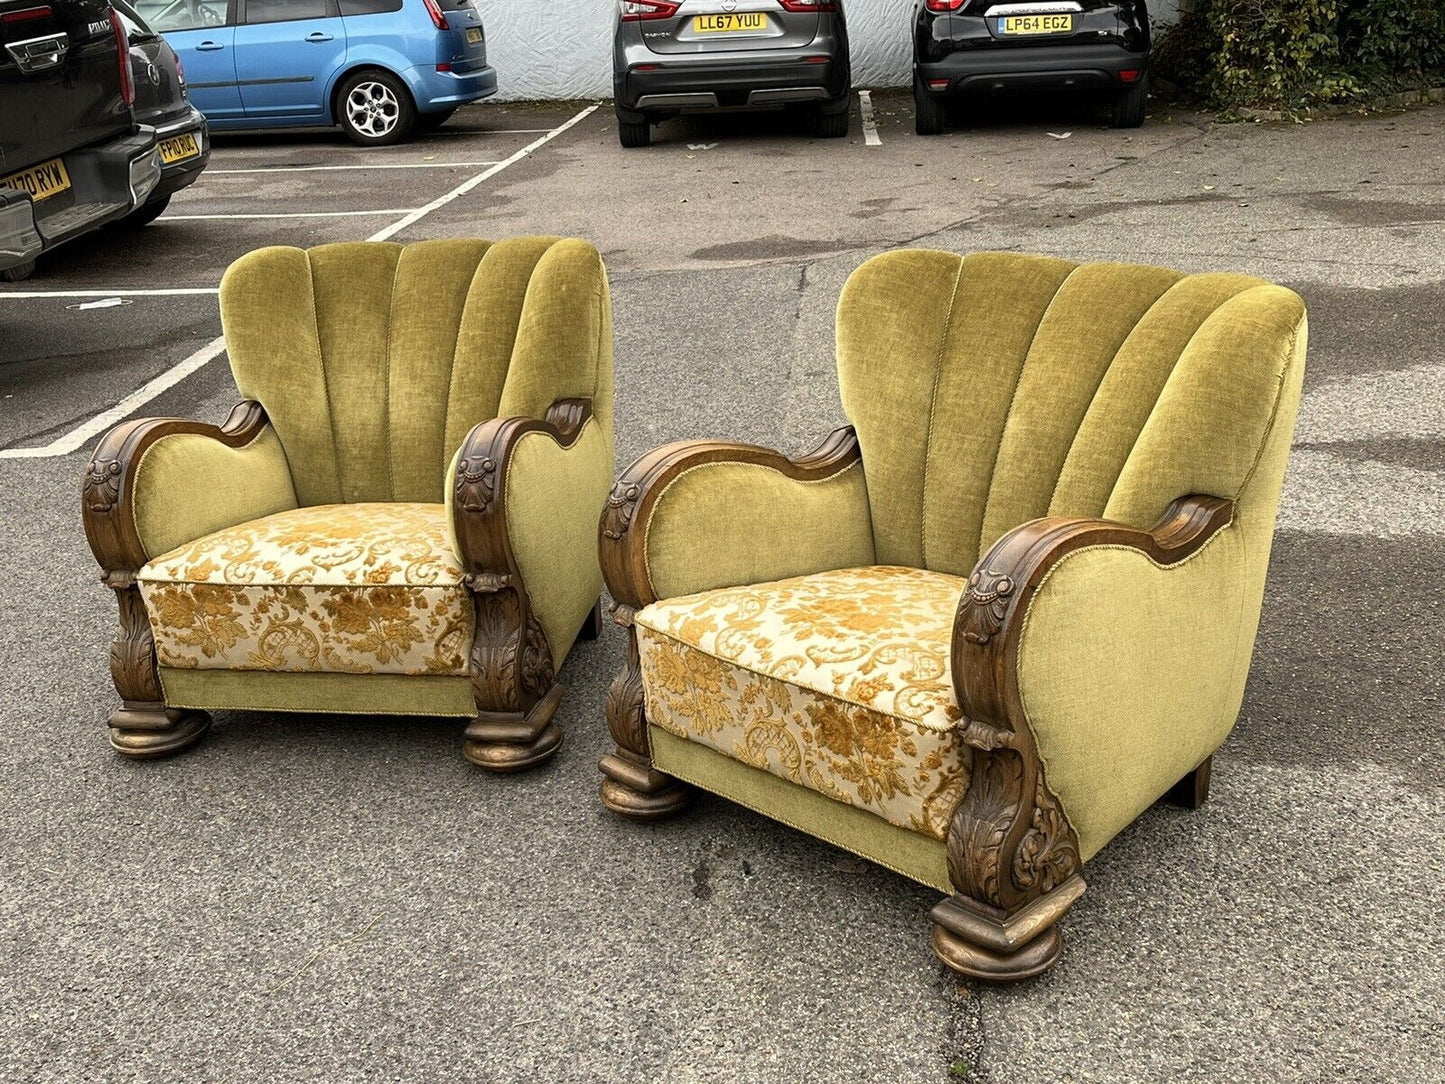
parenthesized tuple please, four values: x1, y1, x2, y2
(957, 568, 1014, 646)
(600, 481, 641, 542)
(604, 605, 649, 760)
(450, 400, 592, 719)
(946, 495, 1235, 921)
(84, 458, 123, 515)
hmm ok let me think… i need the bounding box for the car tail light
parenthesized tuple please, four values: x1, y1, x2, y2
(1, 5, 52, 23)
(110, 7, 134, 107)
(422, 0, 449, 30)
(174, 54, 185, 85)
(1119, 69, 1141, 83)
(618, 1, 679, 20)
(779, 0, 838, 10)
(924, 0, 968, 10)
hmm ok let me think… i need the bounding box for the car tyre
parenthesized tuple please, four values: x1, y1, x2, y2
(1111, 76, 1147, 128)
(116, 194, 171, 229)
(0, 259, 35, 283)
(914, 75, 945, 136)
(337, 69, 416, 146)
(416, 107, 457, 132)
(617, 116, 651, 148)
(813, 104, 849, 139)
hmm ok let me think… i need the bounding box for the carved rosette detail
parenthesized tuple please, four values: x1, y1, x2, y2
(84, 458, 123, 515)
(1013, 784, 1079, 895)
(520, 615, 554, 699)
(958, 568, 1015, 645)
(600, 481, 641, 541)
(454, 456, 498, 515)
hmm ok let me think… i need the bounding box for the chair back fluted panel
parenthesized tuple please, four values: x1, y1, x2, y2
(219, 236, 613, 507)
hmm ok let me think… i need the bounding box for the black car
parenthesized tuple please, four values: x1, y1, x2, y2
(613, 0, 852, 148)
(112, 0, 207, 225)
(0, 0, 162, 280)
(912, 0, 1149, 134)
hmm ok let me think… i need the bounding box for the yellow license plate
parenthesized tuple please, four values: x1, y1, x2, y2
(694, 12, 768, 33)
(158, 133, 200, 165)
(999, 13, 1073, 34)
(465, 26, 482, 43)
(0, 157, 71, 202)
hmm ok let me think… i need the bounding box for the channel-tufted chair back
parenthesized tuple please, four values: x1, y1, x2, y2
(219, 236, 613, 507)
(836, 249, 1307, 579)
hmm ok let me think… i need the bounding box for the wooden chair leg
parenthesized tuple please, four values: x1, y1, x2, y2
(598, 613, 691, 819)
(576, 598, 604, 642)
(1163, 756, 1212, 810)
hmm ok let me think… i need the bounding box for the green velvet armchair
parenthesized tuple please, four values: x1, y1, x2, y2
(83, 237, 614, 769)
(598, 249, 1307, 980)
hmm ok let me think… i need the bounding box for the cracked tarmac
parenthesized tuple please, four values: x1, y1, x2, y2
(1, 94, 1442, 1083)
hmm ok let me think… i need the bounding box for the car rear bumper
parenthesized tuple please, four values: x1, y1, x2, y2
(0, 190, 43, 273)
(917, 43, 1146, 95)
(615, 52, 848, 118)
(406, 63, 498, 111)
(151, 108, 211, 201)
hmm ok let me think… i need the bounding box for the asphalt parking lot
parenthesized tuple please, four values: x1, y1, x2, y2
(2, 94, 1443, 1083)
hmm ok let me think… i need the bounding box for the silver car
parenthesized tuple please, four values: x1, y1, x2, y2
(613, 0, 851, 147)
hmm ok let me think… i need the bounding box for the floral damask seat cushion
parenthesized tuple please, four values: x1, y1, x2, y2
(137, 503, 472, 677)
(633, 566, 971, 840)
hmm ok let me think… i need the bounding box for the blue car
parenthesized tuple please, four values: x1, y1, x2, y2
(136, 0, 496, 144)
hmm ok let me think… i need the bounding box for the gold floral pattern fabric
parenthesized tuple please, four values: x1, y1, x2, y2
(634, 566, 970, 840)
(137, 503, 471, 676)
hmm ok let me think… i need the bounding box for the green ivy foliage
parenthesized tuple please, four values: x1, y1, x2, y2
(1155, 0, 1444, 109)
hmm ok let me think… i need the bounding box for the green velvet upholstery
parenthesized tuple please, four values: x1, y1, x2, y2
(644, 458, 875, 601)
(634, 248, 1306, 880)
(131, 237, 612, 718)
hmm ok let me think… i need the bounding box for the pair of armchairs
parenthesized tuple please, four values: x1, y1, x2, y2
(84, 238, 1307, 982)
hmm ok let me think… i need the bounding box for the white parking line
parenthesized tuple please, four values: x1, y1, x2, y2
(858, 90, 882, 147)
(0, 288, 218, 298)
(207, 161, 502, 174)
(370, 104, 597, 243)
(0, 104, 600, 461)
(164, 209, 419, 220)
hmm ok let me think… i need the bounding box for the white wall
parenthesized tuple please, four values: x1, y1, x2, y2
(478, 0, 1180, 101)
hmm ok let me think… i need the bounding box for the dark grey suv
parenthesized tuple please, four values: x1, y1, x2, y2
(613, 0, 851, 147)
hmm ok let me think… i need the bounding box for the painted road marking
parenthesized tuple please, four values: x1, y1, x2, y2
(859, 90, 882, 147)
(163, 209, 418, 220)
(0, 104, 600, 460)
(370, 104, 598, 243)
(0, 288, 218, 298)
(206, 161, 503, 174)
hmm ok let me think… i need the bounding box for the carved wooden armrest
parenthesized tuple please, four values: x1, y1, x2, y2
(449, 397, 593, 745)
(597, 425, 862, 613)
(932, 495, 1235, 978)
(82, 400, 271, 577)
(951, 494, 1236, 746)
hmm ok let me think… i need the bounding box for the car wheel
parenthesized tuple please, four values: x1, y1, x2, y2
(618, 116, 651, 148)
(914, 75, 945, 136)
(813, 104, 849, 139)
(1111, 76, 1147, 128)
(0, 259, 35, 283)
(116, 194, 171, 229)
(337, 70, 416, 146)
(417, 107, 457, 132)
